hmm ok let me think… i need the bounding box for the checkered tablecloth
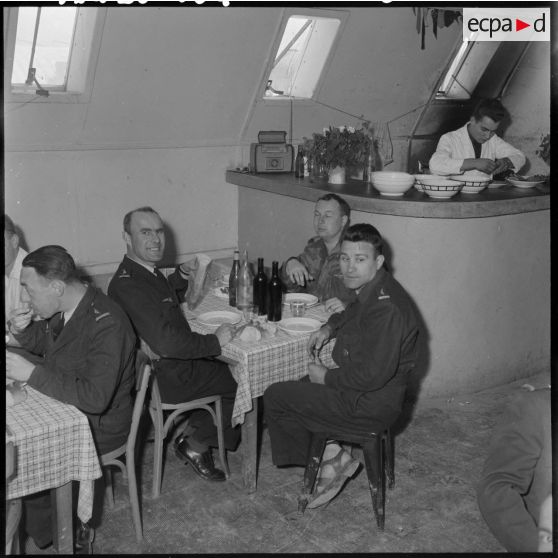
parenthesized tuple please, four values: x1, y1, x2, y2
(183, 292, 335, 426)
(6, 386, 102, 523)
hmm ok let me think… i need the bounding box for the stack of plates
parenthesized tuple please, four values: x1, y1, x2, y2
(369, 172, 415, 196)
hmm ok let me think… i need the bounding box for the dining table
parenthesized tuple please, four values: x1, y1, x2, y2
(6, 383, 102, 553)
(183, 289, 335, 492)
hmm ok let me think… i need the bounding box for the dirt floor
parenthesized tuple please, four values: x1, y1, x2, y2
(22, 369, 550, 554)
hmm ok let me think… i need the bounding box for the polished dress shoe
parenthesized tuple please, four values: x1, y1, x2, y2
(174, 435, 226, 482)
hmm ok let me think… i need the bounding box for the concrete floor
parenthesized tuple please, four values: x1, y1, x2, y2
(23, 369, 550, 554)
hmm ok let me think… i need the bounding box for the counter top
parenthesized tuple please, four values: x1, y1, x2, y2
(226, 170, 550, 219)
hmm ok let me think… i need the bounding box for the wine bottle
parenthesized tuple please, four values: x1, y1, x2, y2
(228, 249, 240, 307)
(253, 257, 268, 315)
(237, 250, 254, 310)
(295, 145, 305, 178)
(267, 261, 283, 322)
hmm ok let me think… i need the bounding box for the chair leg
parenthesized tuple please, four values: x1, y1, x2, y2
(214, 398, 230, 478)
(104, 468, 115, 508)
(385, 429, 395, 489)
(150, 408, 165, 499)
(126, 448, 143, 542)
(362, 435, 386, 530)
(298, 434, 327, 514)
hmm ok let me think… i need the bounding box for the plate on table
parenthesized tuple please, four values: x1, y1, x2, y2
(197, 311, 241, 327)
(213, 286, 229, 299)
(282, 293, 319, 308)
(277, 317, 322, 336)
(487, 180, 507, 189)
(506, 177, 545, 189)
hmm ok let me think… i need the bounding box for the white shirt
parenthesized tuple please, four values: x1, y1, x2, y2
(5, 247, 28, 325)
(429, 123, 526, 178)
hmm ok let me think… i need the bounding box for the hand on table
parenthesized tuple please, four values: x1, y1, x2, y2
(6, 351, 35, 382)
(8, 305, 34, 334)
(285, 259, 313, 287)
(215, 323, 236, 347)
(323, 297, 345, 314)
(307, 325, 331, 358)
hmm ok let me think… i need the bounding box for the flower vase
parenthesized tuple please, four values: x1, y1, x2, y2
(328, 166, 346, 185)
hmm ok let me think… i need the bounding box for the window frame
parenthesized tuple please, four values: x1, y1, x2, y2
(3, 6, 107, 104)
(261, 7, 349, 105)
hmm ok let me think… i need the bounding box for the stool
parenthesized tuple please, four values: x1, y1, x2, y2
(298, 428, 394, 530)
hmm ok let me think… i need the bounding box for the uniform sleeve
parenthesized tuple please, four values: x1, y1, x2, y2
(476, 393, 546, 552)
(490, 135, 526, 172)
(324, 301, 404, 392)
(13, 320, 49, 356)
(27, 315, 135, 415)
(429, 133, 465, 175)
(109, 277, 221, 360)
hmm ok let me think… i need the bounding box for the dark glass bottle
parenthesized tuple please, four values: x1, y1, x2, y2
(295, 145, 305, 178)
(228, 250, 240, 307)
(253, 258, 268, 315)
(267, 261, 283, 322)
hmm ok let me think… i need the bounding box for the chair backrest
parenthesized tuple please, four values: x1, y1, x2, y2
(139, 339, 165, 410)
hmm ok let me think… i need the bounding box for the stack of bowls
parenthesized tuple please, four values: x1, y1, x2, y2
(449, 175, 491, 194)
(370, 172, 415, 196)
(414, 175, 463, 199)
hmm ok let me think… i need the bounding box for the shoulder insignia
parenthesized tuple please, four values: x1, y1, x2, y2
(378, 287, 390, 301)
(161, 297, 173, 303)
(95, 311, 111, 321)
(118, 268, 131, 278)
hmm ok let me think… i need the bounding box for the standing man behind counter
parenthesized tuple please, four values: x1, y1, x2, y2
(429, 98, 525, 178)
(280, 193, 356, 314)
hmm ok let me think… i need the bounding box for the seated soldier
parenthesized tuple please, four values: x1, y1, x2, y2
(265, 223, 419, 508)
(6, 245, 136, 553)
(280, 193, 356, 314)
(108, 206, 239, 482)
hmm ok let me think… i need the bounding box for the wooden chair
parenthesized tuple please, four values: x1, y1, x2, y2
(140, 339, 230, 498)
(100, 350, 151, 542)
(298, 428, 394, 530)
(5, 435, 21, 555)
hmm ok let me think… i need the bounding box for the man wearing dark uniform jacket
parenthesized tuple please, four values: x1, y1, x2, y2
(264, 223, 419, 507)
(108, 206, 239, 483)
(6, 245, 136, 553)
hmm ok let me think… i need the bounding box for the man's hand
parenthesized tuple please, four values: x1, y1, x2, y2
(214, 323, 235, 347)
(8, 305, 34, 335)
(308, 325, 331, 358)
(286, 259, 313, 287)
(324, 297, 345, 314)
(493, 157, 513, 175)
(6, 351, 35, 382)
(308, 362, 327, 384)
(474, 158, 497, 174)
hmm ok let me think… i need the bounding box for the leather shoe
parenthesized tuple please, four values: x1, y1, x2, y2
(75, 520, 95, 554)
(174, 435, 226, 482)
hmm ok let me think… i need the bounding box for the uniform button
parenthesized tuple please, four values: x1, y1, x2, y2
(343, 349, 349, 357)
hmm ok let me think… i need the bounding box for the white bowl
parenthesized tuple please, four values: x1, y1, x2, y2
(370, 172, 414, 196)
(506, 177, 545, 189)
(415, 174, 459, 185)
(422, 182, 463, 199)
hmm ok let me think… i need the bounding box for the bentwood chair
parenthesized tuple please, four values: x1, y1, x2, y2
(100, 350, 152, 542)
(140, 339, 230, 498)
(298, 427, 394, 530)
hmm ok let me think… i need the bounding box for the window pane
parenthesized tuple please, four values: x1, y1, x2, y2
(11, 7, 38, 84)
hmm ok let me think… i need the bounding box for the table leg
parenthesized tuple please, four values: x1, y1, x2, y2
(51, 482, 73, 554)
(241, 397, 259, 493)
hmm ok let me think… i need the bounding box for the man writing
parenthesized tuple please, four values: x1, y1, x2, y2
(6, 245, 136, 552)
(108, 207, 239, 482)
(429, 98, 525, 178)
(281, 193, 355, 314)
(264, 223, 419, 508)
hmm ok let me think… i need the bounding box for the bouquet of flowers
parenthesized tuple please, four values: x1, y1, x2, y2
(305, 124, 375, 169)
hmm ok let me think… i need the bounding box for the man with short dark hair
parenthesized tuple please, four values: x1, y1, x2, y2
(108, 207, 239, 483)
(4, 214, 28, 324)
(265, 223, 419, 507)
(6, 245, 136, 552)
(429, 98, 525, 177)
(281, 193, 355, 314)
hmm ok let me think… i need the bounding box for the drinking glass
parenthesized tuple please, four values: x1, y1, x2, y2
(290, 300, 306, 317)
(240, 303, 257, 323)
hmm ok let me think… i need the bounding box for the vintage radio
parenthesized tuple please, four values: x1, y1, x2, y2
(250, 130, 294, 173)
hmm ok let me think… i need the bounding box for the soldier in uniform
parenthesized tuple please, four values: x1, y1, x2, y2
(108, 206, 239, 483)
(280, 193, 356, 314)
(265, 223, 419, 508)
(6, 245, 136, 553)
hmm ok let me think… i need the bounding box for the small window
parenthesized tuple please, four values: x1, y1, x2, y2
(437, 39, 500, 99)
(4, 6, 106, 102)
(264, 13, 343, 100)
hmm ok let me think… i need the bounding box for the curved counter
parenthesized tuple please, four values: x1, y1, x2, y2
(227, 170, 550, 399)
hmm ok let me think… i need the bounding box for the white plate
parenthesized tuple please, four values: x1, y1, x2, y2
(197, 311, 241, 327)
(506, 178, 545, 189)
(213, 286, 229, 299)
(277, 317, 322, 336)
(283, 293, 319, 307)
(487, 180, 507, 189)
